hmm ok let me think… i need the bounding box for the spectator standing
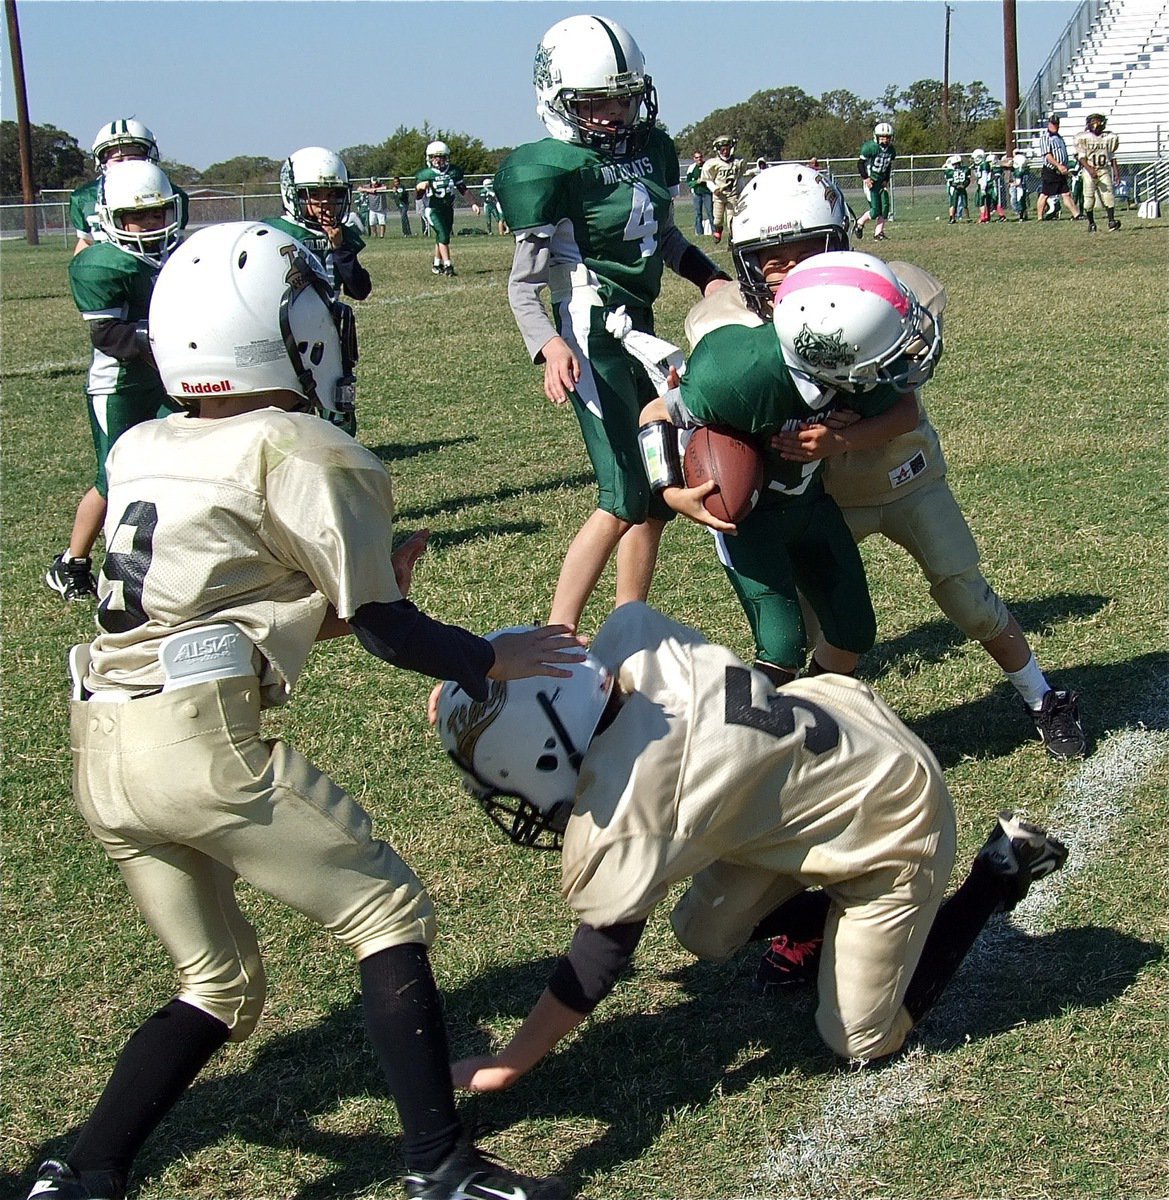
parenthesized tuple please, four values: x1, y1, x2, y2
(359, 177, 388, 238)
(390, 176, 413, 235)
(686, 150, 713, 236)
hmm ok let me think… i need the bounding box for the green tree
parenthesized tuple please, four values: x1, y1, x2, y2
(784, 116, 869, 162)
(159, 158, 201, 187)
(0, 120, 88, 195)
(201, 155, 282, 186)
(676, 86, 822, 160)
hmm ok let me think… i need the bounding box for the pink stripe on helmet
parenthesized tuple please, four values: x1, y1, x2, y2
(775, 263, 909, 315)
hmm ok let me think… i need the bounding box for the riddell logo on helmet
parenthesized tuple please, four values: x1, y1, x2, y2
(180, 379, 234, 394)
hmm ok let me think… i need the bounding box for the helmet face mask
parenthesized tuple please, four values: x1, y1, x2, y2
(772, 251, 942, 393)
(149, 221, 357, 414)
(92, 119, 160, 170)
(534, 15, 658, 154)
(281, 147, 351, 231)
(730, 163, 851, 318)
(437, 643, 615, 852)
(1087, 113, 1106, 134)
(96, 161, 181, 264)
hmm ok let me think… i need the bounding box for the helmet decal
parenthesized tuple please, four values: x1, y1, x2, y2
(793, 325, 853, 370)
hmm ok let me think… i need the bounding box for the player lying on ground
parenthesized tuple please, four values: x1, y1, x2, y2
(25, 221, 580, 1200)
(434, 602, 1068, 1087)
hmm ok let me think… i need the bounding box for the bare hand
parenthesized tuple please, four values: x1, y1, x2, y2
(391, 529, 430, 596)
(703, 276, 731, 299)
(452, 1055, 523, 1093)
(487, 625, 587, 681)
(321, 220, 344, 249)
(662, 480, 737, 533)
(541, 336, 580, 404)
(773, 423, 848, 462)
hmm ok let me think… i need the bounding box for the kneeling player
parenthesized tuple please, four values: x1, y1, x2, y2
(436, 603, 1067, 1085)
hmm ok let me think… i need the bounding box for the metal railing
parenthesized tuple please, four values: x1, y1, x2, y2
(1017, 0, 1106, 129)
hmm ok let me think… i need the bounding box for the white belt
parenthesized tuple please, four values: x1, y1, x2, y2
(158, 622, 255, 692)
(71, 622, 256, 703)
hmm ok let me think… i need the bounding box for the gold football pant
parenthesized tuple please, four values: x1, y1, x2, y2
(71, 677, 435, 1040)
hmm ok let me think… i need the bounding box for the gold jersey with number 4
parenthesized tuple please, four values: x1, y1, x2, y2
(89, 407, 403, 705)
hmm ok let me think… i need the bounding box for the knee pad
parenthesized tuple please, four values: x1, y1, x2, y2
(179, 949, 267, 1043)
(929, 568, 1009, 643)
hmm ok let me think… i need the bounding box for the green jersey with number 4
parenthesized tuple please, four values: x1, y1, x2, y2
(495, 128, 681, 311)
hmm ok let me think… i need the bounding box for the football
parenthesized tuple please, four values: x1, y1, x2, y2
(682, 424, 766, 524)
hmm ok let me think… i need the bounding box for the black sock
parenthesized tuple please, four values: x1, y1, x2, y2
(70, 999, 228, 1181)
(750, 889, 832, 943)
(902, 861, 1002, 1023)
(360, 944, 462, 1174)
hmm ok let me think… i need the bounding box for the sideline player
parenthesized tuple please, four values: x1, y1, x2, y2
(415, 141, 479, 276)
(69, 119, 190, 256)
(854, 122, 896, 240)
(495, 13, 730, 634)
(679, 162, 1086, 761)
(1075, 113, 1122, 232)
(700, 134, 743, 243)
(48, 160, 183, 603)
(435, 602, 1068, 1087)
(24, 222, 581, 1200)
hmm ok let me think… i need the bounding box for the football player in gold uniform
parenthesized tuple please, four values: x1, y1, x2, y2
(26, 222, 579, 1200)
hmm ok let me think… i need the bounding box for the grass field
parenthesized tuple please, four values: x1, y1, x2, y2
(3, 203, 1168, 1200)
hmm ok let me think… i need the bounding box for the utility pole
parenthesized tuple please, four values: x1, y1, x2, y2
(943, 4, 952, 129)
(4, 0, 39, 244)
(1003, 0, 1020, 151)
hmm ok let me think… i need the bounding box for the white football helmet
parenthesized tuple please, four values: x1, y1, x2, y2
(874, 122, 894, 141)
(773, 251, 942, 392)
(149, 221, 357, 415)
(713, 135, 736, 159)
(280, 147, 351, 230)
(730, 162, 851, 317)
(971, 148, 986, 164)
(95, 160, 181, 264)
(437, 638, 615, 851)
(533, 14, 658, 154)
(946, 154, 962, 167)
(425, 140, 451, 168)
(1012, 151, 1028, 171)
(92, 118, 159, 169)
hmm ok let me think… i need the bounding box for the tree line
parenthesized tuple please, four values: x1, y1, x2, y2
(1, 78, 1005, 197)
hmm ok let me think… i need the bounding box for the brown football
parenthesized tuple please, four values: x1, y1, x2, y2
(682, 425, 766, 524)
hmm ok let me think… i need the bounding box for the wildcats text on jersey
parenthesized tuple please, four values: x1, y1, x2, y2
(598, 156, 656, 186)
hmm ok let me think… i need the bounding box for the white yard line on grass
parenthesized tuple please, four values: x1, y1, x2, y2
(4, 359, 89, 378)
(754, 699, 1169, 1199)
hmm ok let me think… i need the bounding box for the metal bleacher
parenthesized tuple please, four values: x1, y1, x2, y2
(1017, 0, 1169, 164)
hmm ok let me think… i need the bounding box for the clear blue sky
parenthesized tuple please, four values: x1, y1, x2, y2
(4, 0, 1078, 170)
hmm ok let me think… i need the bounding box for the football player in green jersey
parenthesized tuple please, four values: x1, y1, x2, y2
(496, 14, 730, 633)
(48, 160, 183, 603)
(944, 154, 972, 223)
(675, 163, 1085, 761)
(415, 140, 479, 276)
(268, 147, 370, 437)
(70, 119, 190, 257)
(641, 221, 924, 685)
(26, 221, 582, 1200)
(269, 147, 371, 302)
(854, 122, 896, 240)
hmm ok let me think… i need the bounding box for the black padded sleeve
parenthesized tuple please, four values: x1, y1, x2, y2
(349, 599, 494, 700)
(547, 920, 648, 1014)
